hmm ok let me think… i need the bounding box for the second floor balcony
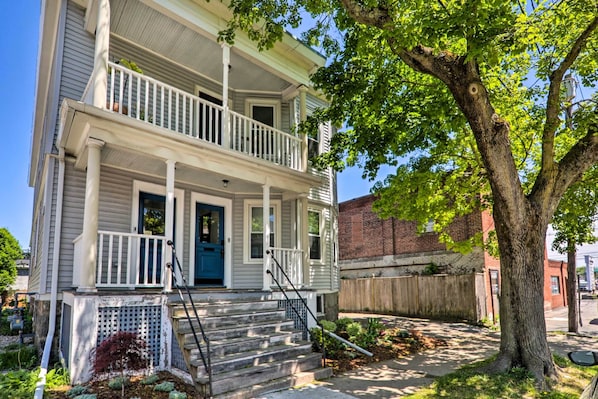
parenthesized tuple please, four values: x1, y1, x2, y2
(83, 61, 305, 171)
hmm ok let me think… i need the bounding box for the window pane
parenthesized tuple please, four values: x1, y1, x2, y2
(250, 206, 275, 259)
(142, 198, 165, 235)
(251, 207, 263, 232)
(550, 276, 560, 295)
(308, 211, 320, 234)
(251, 233, 263, 259)
(308, 210, 321, 260)
(252, 105, 274, 127)
(309, 236, 321, 260)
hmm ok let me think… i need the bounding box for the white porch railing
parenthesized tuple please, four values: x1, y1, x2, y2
(95, 230, 166, 288)
(269, 247, 304, 288)
(103, 62, 303, 171)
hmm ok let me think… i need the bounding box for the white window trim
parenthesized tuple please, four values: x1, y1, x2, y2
(245, 98, 281, 129)
(243, 199, 282, 264)
(131, 180, 184, 254)
(189, 192, 233, 288)
(308, 206, 326, 265)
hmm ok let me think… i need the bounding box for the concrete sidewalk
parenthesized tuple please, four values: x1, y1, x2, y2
(261, 299, 598, 399)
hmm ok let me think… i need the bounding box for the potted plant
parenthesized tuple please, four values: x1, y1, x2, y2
(107, 58, 143, 115)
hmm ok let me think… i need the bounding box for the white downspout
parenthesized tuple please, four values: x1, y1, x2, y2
(34, 149, 65, 399)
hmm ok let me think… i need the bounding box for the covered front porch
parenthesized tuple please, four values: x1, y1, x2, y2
(59, 97, 321, 293)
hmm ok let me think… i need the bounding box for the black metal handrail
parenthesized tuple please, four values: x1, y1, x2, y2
(167, 240, 213, 398)
(265, 250, 373, 367)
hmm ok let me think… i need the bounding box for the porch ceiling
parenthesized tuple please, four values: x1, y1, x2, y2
(110, 0, 293, 93)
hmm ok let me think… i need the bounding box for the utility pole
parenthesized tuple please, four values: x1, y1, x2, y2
(563, 74, 580, 332)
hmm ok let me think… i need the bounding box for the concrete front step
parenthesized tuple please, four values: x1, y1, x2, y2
(169, 299, 281, 318)
(191, 342, 314, 378)
(205, 352, 325, 396)
(172, 309, 287, 331)
(185, 331, 304, 358)
(213, 367, 333, 399)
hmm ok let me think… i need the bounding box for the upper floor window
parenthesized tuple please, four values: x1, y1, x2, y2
(309, 209, 322, 261)
(247, 99, 280, 129)
(308, 129, 320, 159)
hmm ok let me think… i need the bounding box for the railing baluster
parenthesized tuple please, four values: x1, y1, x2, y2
(107, 234, 114, 284)
(97, 233, 104, 285)
(117, 234, 123, 285)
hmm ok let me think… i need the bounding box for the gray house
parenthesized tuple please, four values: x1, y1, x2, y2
(28, 0, 338, 396)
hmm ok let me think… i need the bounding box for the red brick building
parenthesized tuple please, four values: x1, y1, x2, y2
(339, 194, 566, 319)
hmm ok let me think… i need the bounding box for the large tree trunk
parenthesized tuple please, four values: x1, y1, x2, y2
(567, 246, 579, 333)
(491, 203, 558, 383)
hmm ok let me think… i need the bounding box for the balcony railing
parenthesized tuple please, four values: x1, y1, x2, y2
(100, 62, 303, 171)
(93, 231, 167, 288)
(268, 247, 303, 288)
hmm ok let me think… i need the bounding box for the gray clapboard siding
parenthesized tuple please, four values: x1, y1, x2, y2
(60, 2, 94, 104)
(55, 162, 86, 292)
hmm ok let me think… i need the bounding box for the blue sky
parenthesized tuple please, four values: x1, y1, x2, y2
(0, 2, 375, 249)
(0, 2, 40, 248)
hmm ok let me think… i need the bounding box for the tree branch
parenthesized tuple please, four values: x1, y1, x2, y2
(338, 0, 392, 28)
(540, 16, 598, 177)
(552, 119, 598, 204)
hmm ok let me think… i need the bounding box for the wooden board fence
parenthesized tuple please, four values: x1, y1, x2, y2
(339, 273, 485, 322)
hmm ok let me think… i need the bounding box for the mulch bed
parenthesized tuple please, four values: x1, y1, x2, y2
(327, 328, 448, 373)
(46, 371, 200, 399)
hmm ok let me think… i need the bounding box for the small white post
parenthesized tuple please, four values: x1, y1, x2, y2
(164, 160, 176, 292)
(92, 0, 110, 108)
(298, 85, 308, 171)
(222, 44, 231, 149)
(262, 182, 271, 291)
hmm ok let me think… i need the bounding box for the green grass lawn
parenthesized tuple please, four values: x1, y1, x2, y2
(404, 355, 598, 399)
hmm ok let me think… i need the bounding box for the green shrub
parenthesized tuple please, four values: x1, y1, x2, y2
(66, 385, 88, 397)
(154, 381, 175, 392)
(335, 317, 353, 332)
(0, 344, 37, 370)
(141, 373, 160, 385)
(310, 324, 345, 357)
(169, 390, 187, 399)
(46, 366, 70, 388)
(72, 394, 97, 399)
(0, 368, 38, 399)
(108, 376, 130, 390)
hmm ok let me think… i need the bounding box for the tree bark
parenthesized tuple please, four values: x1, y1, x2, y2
(491, 202, 558, 383)
(567, 246, 579, 333)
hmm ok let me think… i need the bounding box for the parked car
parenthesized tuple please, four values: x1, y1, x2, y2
(579, 280, 589, 291)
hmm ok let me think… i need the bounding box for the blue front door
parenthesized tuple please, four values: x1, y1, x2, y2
(195, 203, 225, 286)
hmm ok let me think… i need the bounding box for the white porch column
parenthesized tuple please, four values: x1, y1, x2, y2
(298, 85, 308, 170)
(298, 194, 309, 287)
(164, 160, 176, 292)
(262, 183, 271, 291)
(92, 0, 110, 108)
(78, 138, 104, 292)
(221, 44, 231, 149)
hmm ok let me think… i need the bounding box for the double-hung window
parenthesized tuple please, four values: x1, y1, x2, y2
(308, 209, 322, 261)
(245, 200, 280, 262)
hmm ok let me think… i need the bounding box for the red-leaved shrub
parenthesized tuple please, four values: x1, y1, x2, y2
(92, 331, 148, 398)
